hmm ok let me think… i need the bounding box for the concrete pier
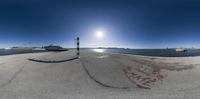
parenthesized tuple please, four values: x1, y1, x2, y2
(0, 50, 200, 99)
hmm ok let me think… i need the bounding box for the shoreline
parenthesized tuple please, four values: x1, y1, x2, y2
(0, 49, 48, 56)
(82, 50, 200, 58)
(1, 48, 200, 58)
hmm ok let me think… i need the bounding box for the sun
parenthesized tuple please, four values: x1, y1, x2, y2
(95, 30, 104, 39)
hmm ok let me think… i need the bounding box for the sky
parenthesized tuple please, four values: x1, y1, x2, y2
(0, 0, 200, 48)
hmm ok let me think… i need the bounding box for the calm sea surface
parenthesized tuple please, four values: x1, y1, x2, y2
(1, 48, 200, 57)
(0, 50, 47, 56)
(84, 48, 200, 57)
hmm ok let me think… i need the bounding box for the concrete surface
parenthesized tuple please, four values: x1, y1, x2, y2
(0, 50, 200, 99)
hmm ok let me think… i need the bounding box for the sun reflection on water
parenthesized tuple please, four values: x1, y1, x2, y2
(93, 49, 105, 53)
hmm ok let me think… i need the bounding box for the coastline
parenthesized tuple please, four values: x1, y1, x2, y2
(0, 49, 47, 56)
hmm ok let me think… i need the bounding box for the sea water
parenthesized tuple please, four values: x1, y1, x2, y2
(85, 48, 200, 57)
(0, 49, 47, 56)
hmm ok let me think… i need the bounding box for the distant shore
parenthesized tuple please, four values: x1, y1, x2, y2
(2, 48, 200, 57)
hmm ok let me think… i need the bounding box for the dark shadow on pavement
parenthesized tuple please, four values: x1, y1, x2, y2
(28, 57, 78, 63)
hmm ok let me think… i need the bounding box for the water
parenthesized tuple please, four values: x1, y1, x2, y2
(0, 49, 47, 56)
(84, 48, 200, 57)
(1, 48, 200, 57)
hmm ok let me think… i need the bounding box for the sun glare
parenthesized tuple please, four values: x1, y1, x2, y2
(95, 30, 104, 39)
(93, 49, 105, 53)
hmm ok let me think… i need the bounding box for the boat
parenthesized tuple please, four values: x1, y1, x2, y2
(44, 45, 68, 51)
(175, 48, 187, 52)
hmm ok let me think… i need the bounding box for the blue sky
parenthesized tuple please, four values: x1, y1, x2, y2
(0, 0, 200, 48)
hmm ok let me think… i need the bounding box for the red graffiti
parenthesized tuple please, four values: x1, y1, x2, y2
(124, 66, 165, 88)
